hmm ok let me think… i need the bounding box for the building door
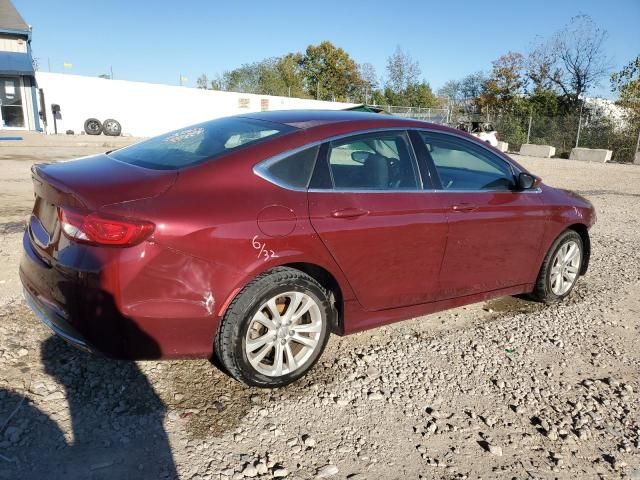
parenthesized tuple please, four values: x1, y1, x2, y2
(0, 76, 25, 129)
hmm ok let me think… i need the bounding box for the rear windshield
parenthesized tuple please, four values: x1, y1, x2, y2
(109, 117, 295, 170)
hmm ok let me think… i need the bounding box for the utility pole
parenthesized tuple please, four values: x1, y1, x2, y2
(110, 65, 114, 80)
(526, 108, 533, 144)
(316, 80, 319, 100)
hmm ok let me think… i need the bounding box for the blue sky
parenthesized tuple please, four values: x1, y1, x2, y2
(15, 0, 640, 98)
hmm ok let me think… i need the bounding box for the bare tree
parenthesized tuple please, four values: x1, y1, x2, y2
(528, 15, 610, 106)
(357, 62, 378, 103)
(437, 79, 462, 105)
(385, 46, 421, 93)
(459, 72, 486, 102)
(196, 74, 209, 89)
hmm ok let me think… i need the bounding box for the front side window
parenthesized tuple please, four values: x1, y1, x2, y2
(419, 132, 515, 191)
(327, 131, 419, 190)
(109, 117, 294, 170)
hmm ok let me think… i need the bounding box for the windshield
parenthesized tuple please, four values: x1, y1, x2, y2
(109, 117, 295, 170)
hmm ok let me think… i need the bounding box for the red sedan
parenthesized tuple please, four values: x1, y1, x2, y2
(20, 110, 595, 387)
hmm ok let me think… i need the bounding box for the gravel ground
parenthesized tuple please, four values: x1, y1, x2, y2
(0, 148, 639, 480)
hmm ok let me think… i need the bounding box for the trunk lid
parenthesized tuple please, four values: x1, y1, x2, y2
(28, 154, 177, 261)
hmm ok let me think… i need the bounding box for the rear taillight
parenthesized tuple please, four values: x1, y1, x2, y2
(58, 207, 154, 247)
(495, 132, 500, 140)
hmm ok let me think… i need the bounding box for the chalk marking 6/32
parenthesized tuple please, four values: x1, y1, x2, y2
(252, 236, 277, 261)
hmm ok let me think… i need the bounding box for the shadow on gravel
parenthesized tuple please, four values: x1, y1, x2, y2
(0, 221, 25, 235)
(166, 349, 340, 440)
(577, 189, 640, 198)
(0, 336, 178, 480)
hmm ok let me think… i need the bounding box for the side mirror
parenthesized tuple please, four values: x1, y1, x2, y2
(517, 172, 540, 190)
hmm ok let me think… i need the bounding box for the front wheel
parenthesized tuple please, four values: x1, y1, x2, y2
(215, 267, 332, 387)
(532, 230, 583, 303)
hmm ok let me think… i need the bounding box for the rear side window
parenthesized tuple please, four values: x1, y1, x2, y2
(327, 131, 419, 190)
(261, 146, 319, 189)
(109, 117, 294, 170)
(419, 132, 514, 191)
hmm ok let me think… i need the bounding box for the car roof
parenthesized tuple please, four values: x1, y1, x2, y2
(239, 109, 421, 130)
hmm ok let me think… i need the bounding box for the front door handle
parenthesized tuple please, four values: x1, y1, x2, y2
(451, 203, 478, 213)
(331, 208, 370, 219)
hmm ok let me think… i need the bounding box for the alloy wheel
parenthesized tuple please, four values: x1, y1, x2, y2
(244, 291, 322, 377)
(550, 240, 581, 296)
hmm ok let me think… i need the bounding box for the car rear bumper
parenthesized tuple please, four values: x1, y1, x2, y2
(19, 230, 221, 360)
(22, 286, 96, 354)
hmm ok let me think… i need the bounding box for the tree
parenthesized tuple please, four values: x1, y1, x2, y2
(301, 41, 361, 101)
(379, 47, 438, 107)
(611, 55, 640, 116)
(276, 53, 307, 97)
(210, 74, 225, 91)
(483, 52, 526, 108)
(459, 72, 486, 102)
(357, 62, 378, 103)
(385, 46, 420, 93)
(196, 74, 209, 89)
(437, 80, 463, 106)
(608, 56, 640, 161)
(528, 15, 610, 108)
(219, 58, 288, 96)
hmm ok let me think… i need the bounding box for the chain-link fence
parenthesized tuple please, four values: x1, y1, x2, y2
(379, 106, 450, 124)
(382, 100, 639, 163)
(487, 113, 638, 162)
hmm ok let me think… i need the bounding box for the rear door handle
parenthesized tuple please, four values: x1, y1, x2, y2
(451, 203, 478, 213)
(331, 208, 369, 219)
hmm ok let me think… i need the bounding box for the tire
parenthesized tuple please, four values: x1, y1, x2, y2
(532, 230, 583, 303)
(84, 118, 103, 135)
(215, 267, 332, 388)
(102, 118, 122, 136)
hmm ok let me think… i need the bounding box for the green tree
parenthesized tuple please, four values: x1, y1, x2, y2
(482, 52, 526, 109)
(301, 41, 361, 101)
(611, 55, 640, 119)
(276, 53, 308, 97)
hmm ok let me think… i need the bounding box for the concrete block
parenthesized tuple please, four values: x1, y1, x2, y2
(496, 141, 509, 152)
(570, 147, 612, 163)
(519, 144, 556, 158)
(635, 151, 640, 165)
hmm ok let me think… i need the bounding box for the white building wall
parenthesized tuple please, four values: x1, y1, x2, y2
(35, 72, 355, 137)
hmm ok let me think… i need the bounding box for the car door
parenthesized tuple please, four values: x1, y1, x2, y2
(307, 130, 448, 311)
(414, 130, 546, 299)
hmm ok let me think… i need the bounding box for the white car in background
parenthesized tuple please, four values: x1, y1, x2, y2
(456, 121, 500, 147)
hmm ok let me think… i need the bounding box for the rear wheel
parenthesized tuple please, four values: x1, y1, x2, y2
(215, 267, 332, 387)
(532, 230, 583, 303)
